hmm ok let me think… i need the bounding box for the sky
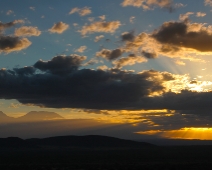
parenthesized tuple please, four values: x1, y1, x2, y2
(1, 0, 212, 140)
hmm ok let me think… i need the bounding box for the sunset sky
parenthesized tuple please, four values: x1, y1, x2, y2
(1, 0, 212, 140)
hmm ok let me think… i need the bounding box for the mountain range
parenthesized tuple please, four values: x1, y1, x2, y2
(0, 111, 64, 123)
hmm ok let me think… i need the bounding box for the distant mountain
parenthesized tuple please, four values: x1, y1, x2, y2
(17, 111, 64, 122)
(0, 111, 14, 123)
(0, 111, 64, 123)
(0, 135, 154, 148)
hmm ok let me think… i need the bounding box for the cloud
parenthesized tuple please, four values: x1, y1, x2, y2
(142, 50, 158, 59)
(1, 57, 212, 112)
(34, 55, 86, 75)
(83, 58, 98, 66)
(0, 57, 180, 110)
(96, 48, 123, 60)
(9, 103, 22, 108)
(14, 26, 41, 37)
(121, 0, 174, 11)
(81, 109, 110, 115)
(121, 31, 135, 42)
(29, 7, 35, 11)
(13, 66, 35, 75)
(0, 20, 31, 53)
(69, 8, 79, 14)
(99, 15, 106, 21)
(79, 7, 92, 16)
(159, 90, 212, 110)
(75, 46, 87, 53)
(88, 17, 95, 22)
(0, 20, 24, 32)
(152, 20, 212, 52)
(94, 35, 104, 42)
(6, 10, 14, 15)
(119, 21, 212, 62)
(97, 65, 108, 70)
(113, 54, 147, 68)
(69, 7, 92, 16)
(123, 32, 148, 51)
(80, 21, 121, 35)
(175, 60, 185, 66)
(196, 12, 206, 17)
(205, 0, 212, 6)
(49, 22, 69, 34)
(179, 12, 194, 21)
(0, 36, 31, 53)
(130, 16, 135, 23)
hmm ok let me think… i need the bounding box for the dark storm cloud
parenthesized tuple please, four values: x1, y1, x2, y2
(96, 49, 123, 60)
(17, 67, 168, 109)
(0, 56, 174, 109)
(1, 55, 212, 111)
(34, 55, 86, 75)
(142, 50, 158, 59)
(134, 90, 212, 111)
(152, 21, 212, 52)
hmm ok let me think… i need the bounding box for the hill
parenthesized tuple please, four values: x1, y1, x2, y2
(0, 135, 153, 149)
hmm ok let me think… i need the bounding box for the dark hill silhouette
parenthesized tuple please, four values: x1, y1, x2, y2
(0, 137, 29, 148)
(26, 135, 154, 148)
(0, 135, 154, 148)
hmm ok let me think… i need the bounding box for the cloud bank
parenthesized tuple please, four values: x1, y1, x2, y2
(0, 55, 179, 110)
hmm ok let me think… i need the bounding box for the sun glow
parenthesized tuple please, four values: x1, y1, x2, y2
(136, 127, 212, 140)
(187, 80, 212, 92)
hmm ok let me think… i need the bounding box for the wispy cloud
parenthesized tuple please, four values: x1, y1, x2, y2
(75, 46, 87, 53)
(69, 7, 92, 16)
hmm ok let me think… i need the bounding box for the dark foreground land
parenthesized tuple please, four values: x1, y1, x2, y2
(1, 136, 212, 170)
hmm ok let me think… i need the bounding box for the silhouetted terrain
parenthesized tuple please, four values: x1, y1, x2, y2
(18, 111, 64, 122)
(1, 112, 212, 169)
(0, 111, 64, 123)
(0, 135, 153, 149)
(0, 111, 15, 123)
(1, 141, 212, 169)
(142, 138, 212, 145)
